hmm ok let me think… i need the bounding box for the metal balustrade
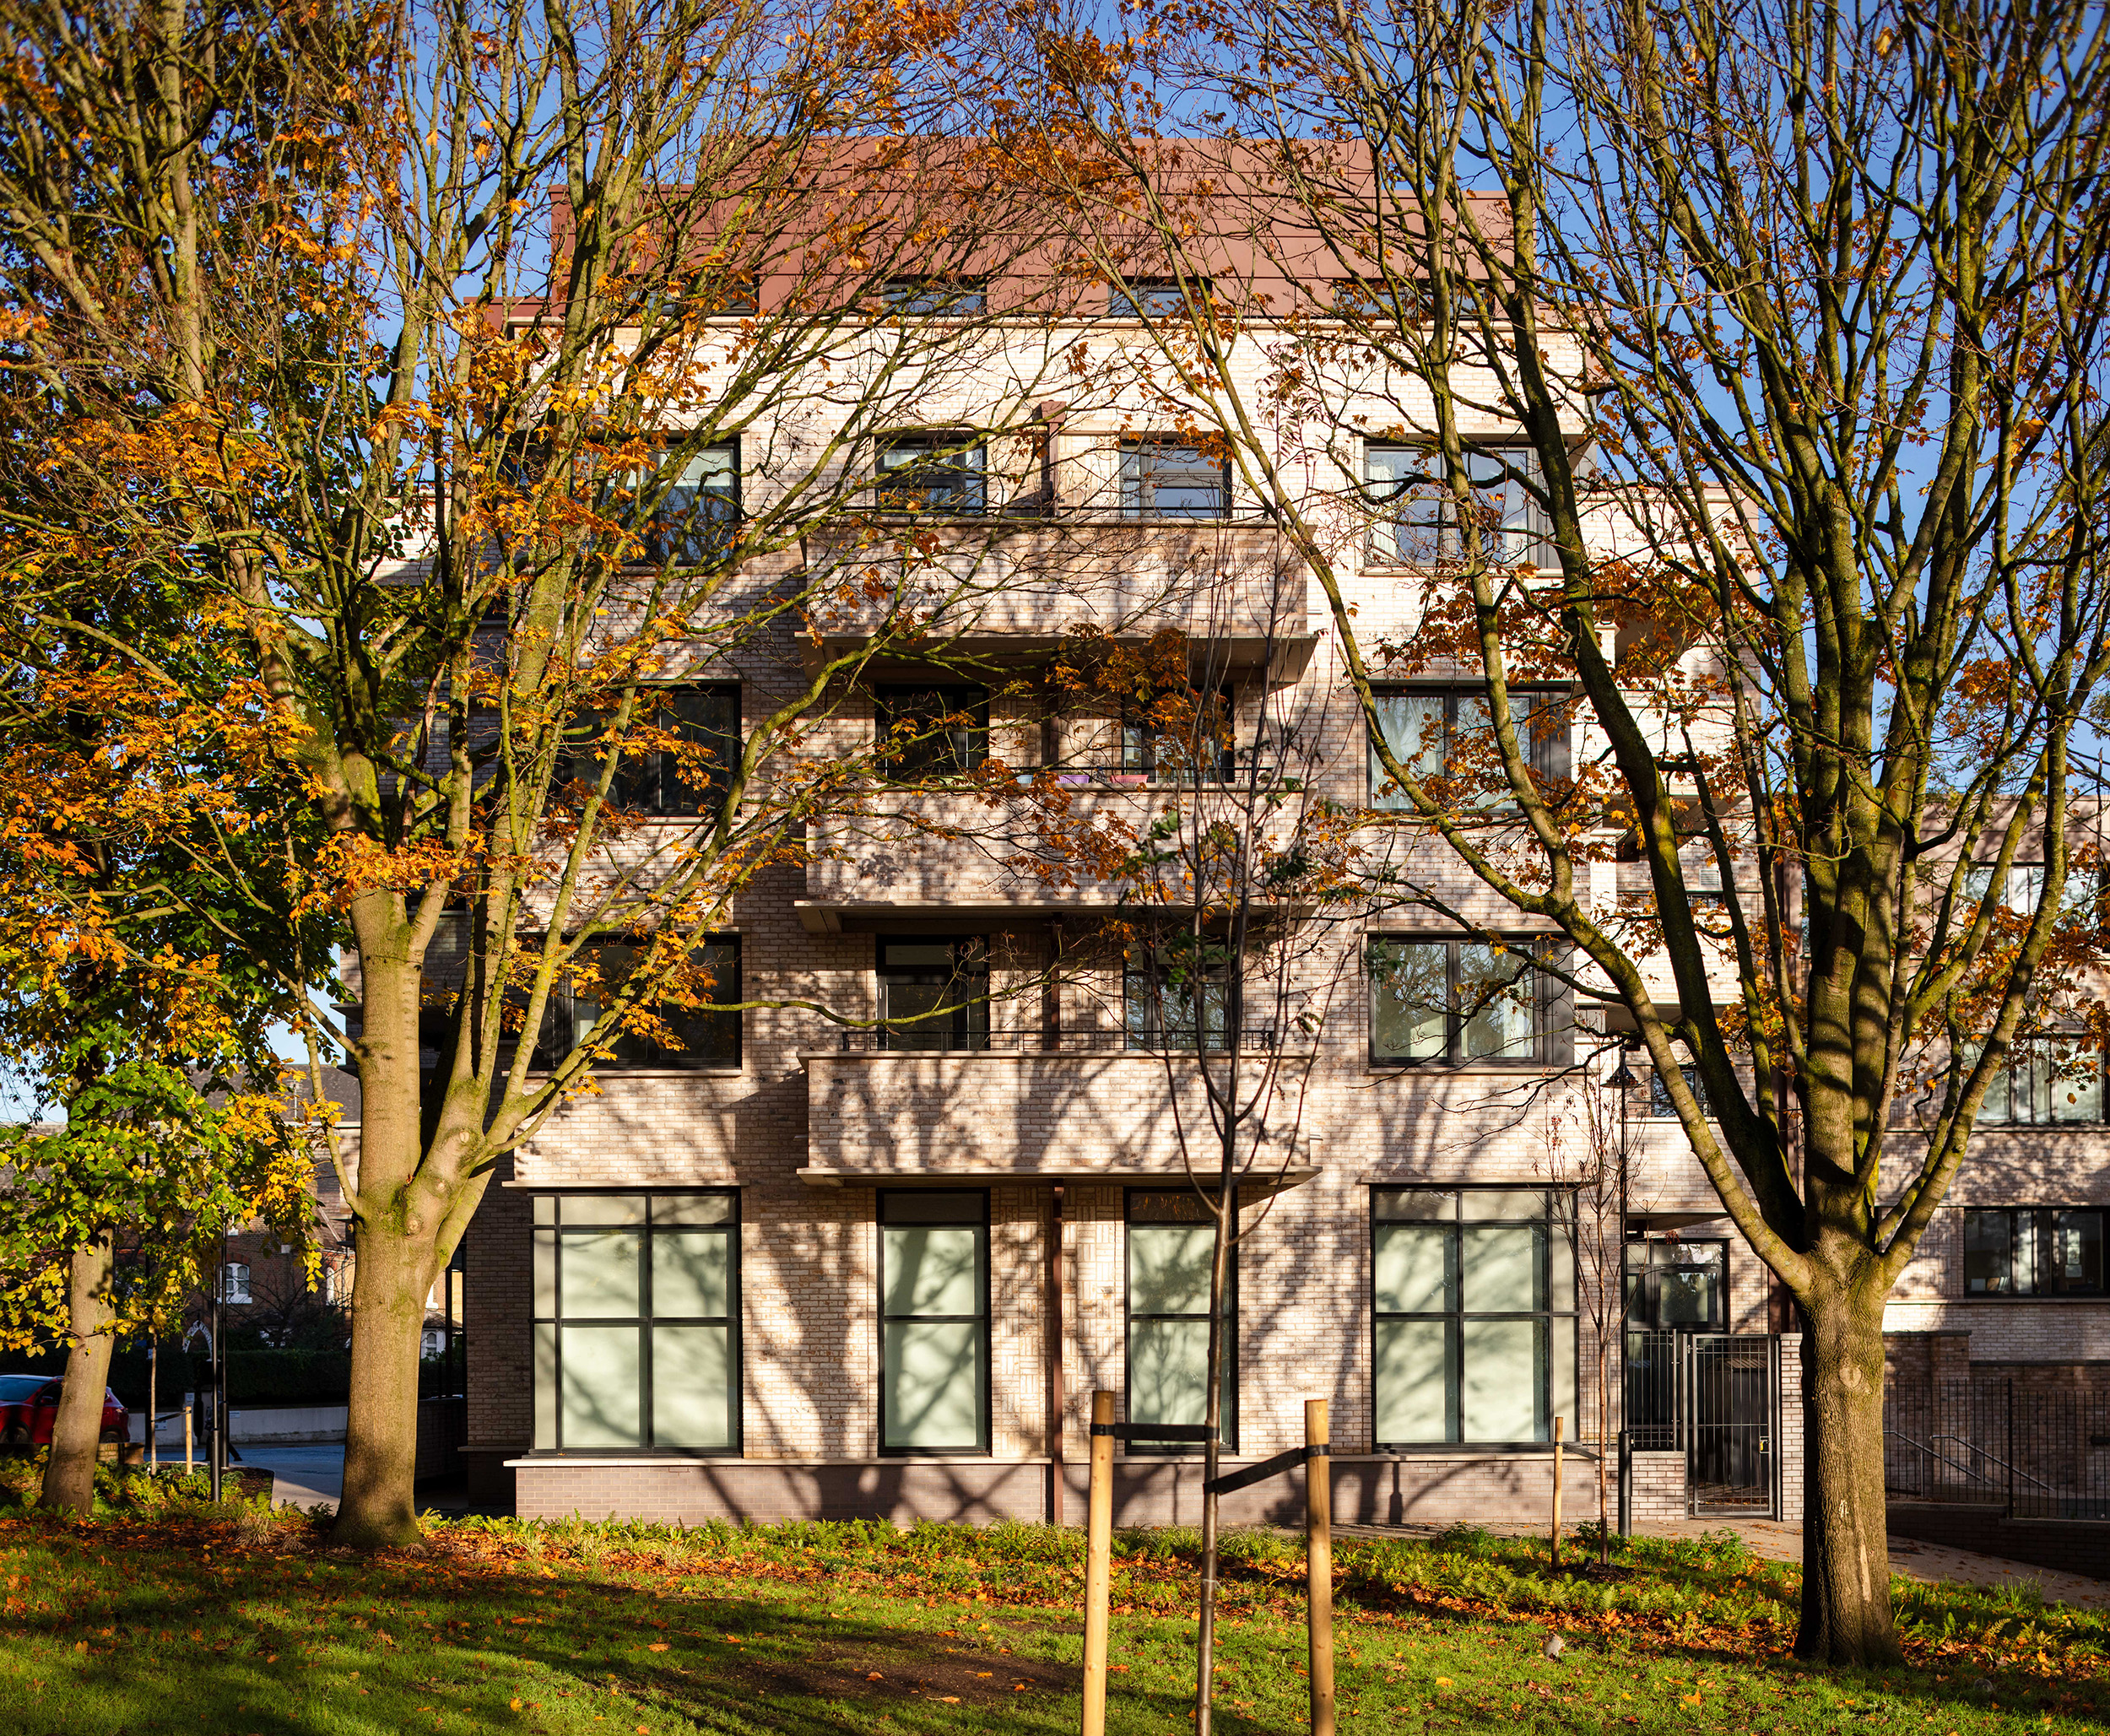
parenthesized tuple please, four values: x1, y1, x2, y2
(1883, 1379, 2110, 1519)
(831, 1025, 1293, 1053)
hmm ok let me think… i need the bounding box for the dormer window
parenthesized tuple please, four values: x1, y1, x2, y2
(1110, 279, 1204, 319)
(880, 278, 986, 316)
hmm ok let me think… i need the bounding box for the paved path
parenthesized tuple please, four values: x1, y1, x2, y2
(237, 1443, 344, 1512)
(1676, 1516, 2110, 1609)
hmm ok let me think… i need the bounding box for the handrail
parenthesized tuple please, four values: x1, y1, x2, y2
(1885, 1426, 1997, 1490)
(1883, 1425, 2056, 1496)
(1931, 1431, 2058, 1495)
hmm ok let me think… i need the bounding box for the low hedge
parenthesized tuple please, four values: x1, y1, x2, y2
(3, 1347, 353, 1409)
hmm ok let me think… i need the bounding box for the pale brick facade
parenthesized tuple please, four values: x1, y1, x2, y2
(403, 263, 2109, 1533)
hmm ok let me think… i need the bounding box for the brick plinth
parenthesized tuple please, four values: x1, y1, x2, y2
(513, 1458, 1051, 1526)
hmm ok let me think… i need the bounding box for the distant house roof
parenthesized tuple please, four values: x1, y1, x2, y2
(284, 1065, 361, 1127)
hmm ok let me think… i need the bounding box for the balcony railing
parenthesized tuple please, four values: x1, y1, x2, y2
(1050, 757, 1240, 787)
(833, 1025, 1293, 1053)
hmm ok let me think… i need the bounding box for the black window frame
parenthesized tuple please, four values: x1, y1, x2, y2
(1952, 860, 2100, 921)
(571, 682, 741, 819)
(538, 933, 743, 1072)
(1123, 942, 1236, 1052)
(875, 430, 988, 516)
(529, 1189, 743, 1457)
(1329, 277, 1418, 320)
(1370, 1185, 1579, 1449)
(1965, 1035, 2107, 1126)
(1120, 683, 1236, 785)
(1622, 1237, 1729, 1330)
(1646, 1064, 1712, 1119)
(1123, 1187, 1237, 1454)
(1961, 1207, 2106, 1298)
(1366, 684, 1568, 810)
(690, 274, 759, 316)
(874, 683, 989, 781)
(1366, 934, 1572, 1068)
(1363, 442, 1551, 568)
(878, 1189, 992, 1455)
(1118, 436, 1229, 522)
(637, 441, 741, 566)
(876, 935, 990, 1052)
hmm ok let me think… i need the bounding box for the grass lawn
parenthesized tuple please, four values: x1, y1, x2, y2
(0, 1472, 2104, 1734)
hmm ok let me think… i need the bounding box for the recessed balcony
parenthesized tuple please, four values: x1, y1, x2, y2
(798, 777, 1303, 928)
(797, 523, 1314, 679)
(798, 1025, 1321, 1186)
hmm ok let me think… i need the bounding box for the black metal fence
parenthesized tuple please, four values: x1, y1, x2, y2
(1622, 1330, 1782, 1517)
(1884, 1380, 2110, 1519)
(1625, 1329, 1681, 1450)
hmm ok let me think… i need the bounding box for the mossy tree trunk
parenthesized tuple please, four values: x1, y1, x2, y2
(39, 1234, 116, 1516)
(1795, 1274, 1900, 1661)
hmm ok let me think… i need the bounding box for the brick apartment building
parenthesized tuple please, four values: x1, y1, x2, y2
(354, 236, 2108, 1532)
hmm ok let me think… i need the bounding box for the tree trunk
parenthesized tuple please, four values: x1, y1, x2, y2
(334, 1214, 433, 1547)
(331, 924, 446, 1549)
(1597, 1334, 1610, 1566)
(40, 1234, 116, 1516)
(1193, 1198, 1231, 1736)
(1796, 1285, 1899, 1664)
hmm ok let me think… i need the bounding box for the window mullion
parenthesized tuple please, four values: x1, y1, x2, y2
(1446, 939, 1461, 1063)
(639, 1213, 654, 1448)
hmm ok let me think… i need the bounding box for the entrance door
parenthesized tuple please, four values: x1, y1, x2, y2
(1683, 1333, 1780, 1517)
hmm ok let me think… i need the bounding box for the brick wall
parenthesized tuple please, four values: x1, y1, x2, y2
(1630, 1451, 1688, 1522)
(1777, 1335, 1804, 1524)
(513, 1451, 1608, 1530)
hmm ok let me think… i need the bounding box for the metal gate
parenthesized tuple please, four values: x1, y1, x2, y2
(1683, 1333, 1781, 1517)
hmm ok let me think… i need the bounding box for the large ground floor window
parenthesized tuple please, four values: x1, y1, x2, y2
(1126, 1188, 1236, 1451)
(1372, 1187, 1576, 1446)
(879, 1191, 989, 1452)
(532, 1191, 739, 1453)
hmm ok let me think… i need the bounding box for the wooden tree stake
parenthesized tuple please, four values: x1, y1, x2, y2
(1081, 1389, 1115, 1736)
(1551, 1414, 1565, 1569)
(1306, 1398, 1335, 1736)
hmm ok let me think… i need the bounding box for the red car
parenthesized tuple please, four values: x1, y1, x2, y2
(0, 1374, 128, 1447)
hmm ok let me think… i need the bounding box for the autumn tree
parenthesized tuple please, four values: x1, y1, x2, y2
(1027, 0, 2110, 1663)
(0, 0, 1140, 1544)
(0, 621, 318, 1513)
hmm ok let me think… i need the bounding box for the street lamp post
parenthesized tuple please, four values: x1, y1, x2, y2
(209, 1257, 223, 1503)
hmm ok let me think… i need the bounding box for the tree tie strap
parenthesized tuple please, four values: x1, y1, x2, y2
(1204, 1443, 1328, 1497)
